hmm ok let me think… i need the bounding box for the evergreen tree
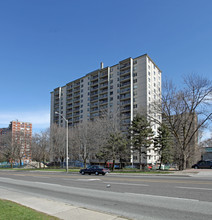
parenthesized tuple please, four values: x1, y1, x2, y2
(129, 114, 154, 170)
(103, 132, 129, 171)
(154, 124, 173, 169)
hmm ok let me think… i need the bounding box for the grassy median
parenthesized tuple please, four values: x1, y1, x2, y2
(0, 199, 59, 220)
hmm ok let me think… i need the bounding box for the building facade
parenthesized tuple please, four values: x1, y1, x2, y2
(0, 121, 32, 164)
(50, 54, 162, 164)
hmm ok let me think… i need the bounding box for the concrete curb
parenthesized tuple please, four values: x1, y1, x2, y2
(0, 188, 127, 220)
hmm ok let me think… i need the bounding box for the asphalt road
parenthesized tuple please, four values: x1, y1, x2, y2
(0, 170, 212, 220)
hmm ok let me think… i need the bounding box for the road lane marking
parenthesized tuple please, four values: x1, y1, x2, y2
(177, 186, 212, 191)
(76, 179, 101, 181)
(125, 192, 199, 202)
(103, 181, 148, 186)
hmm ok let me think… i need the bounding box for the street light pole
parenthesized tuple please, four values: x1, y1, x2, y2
(55, 112, 69, 173)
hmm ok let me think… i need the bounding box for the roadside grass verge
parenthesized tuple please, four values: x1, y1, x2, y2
(0, 199, 59, 220)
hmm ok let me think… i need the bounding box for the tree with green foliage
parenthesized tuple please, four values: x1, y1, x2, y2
(154, 124, 173, 169)
(103, 131, 130, 171)
(129, 114, 154, 170)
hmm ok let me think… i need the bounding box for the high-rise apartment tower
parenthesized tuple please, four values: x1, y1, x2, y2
(50, 54, 162, 164)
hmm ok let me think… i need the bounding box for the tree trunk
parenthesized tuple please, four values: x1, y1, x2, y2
(139, 151, 142, 170)
(83, 158, 86, 168)
(112, 159, 115, 171)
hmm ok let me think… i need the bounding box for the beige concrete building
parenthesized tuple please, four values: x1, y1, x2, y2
(50, 54, 162, 164)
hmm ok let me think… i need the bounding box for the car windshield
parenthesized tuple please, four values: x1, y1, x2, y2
(87, 165, 104, 169)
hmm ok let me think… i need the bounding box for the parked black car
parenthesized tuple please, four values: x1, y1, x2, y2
(192, 160, 212, 169)
(80, 165, 110, 175)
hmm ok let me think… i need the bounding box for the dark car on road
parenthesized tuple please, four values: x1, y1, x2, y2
(80, 165, 110, 175)
(192, 160, 212, 169)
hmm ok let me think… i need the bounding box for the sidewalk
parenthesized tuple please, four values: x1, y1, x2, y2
(0, 188, 127, 220)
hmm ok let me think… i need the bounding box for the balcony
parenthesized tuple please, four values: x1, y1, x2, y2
(120, 93, 131, 100)
(99, 94, 108, 99)
(100, 71, 108, 78)
(99, 88, 108, 94)
(120, 81, 130, 88)
(73, 112, 80, 116)
(90, 102, 98, 107)
(73, 98, 80, 102)
(121, 106, 131, 112)
(121, 118, 131, 125)
(90, 75, 98, 81)
(73, 92, 80, 97)
(90, 80, 98, 86)
(120, 75, 131, 82)
(90, 91, 98, 96)
(67, 95, 73, 100)
(73, 107, 80, 112)
(67, 110, 73, 114)
(67, 100, 73, 105)
(67, 86, 73, 92)
(120, 62, 130, 70)
(90, 107, 98, 112)
(74, 87, 80, 92)
(90, 86, 98, 92)
(90, 96, 98, 102)
(120, 68, 131, 76)
(99, 77, 108, 83)
(99, 83, 108, 89)
(121, 100, 131, 106)
(90, 112, 99, 118)
(120, 87, 130, 94)
(73, 102, 80, 107)
(99, 100, 108, 105)
(74, 82, 80, 87)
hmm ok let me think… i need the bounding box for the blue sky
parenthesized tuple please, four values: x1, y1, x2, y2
(0, 0, 212, 135)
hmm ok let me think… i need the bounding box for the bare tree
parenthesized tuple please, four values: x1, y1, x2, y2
(50, 123, 66, 164)
(32, 129, 50, 168)
(161, 74, 212, 170)
(0, 132, 18, 167)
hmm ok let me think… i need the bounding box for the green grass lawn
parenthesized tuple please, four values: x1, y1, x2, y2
(0, 199, 59, 220)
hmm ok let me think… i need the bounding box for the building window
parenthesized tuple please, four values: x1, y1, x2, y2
(133, 79, 137, 83)
(133, 60, 137, 64)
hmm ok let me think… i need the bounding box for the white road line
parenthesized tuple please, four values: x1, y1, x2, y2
(177, 186, 212, 191)
(76, 179, 101, 181)
(103, 181, 148, 186)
